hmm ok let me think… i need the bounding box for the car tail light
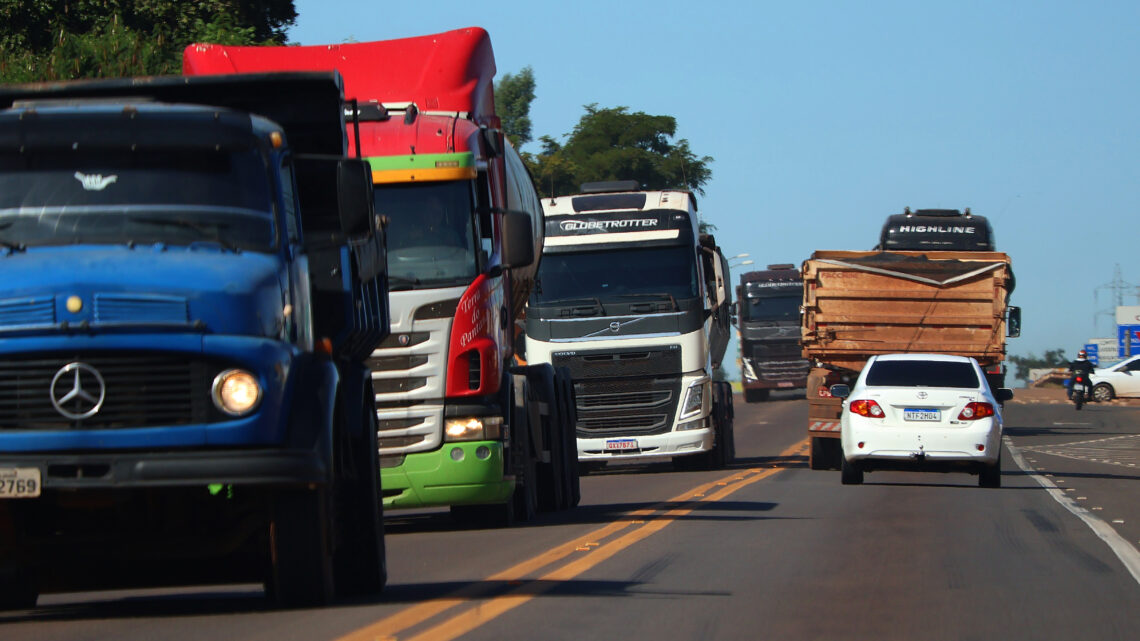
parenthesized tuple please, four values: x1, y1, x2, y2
(958, 402, 995, 420)
(850, 399, 884, 418)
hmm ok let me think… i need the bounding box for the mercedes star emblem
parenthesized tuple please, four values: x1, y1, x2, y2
(50, 362, 107, 420)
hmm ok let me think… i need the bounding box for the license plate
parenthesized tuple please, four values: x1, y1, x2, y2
(903, 409, 941, 422)
(1072, 383, 1085, 392)
(605, 438, 638, 451)
(777, 382, 793, 388)
(0, 467, 42, 498)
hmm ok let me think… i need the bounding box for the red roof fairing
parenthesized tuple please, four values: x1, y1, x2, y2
(183, 27, 498, 126)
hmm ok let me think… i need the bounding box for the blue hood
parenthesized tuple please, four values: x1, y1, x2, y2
(0, 245, 287, 337)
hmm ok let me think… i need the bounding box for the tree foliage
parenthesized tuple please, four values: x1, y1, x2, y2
(494, 66, 535, 148)
(1008, 349, 1069, 383)
(527, 104, 713, 199)
(0, 1, 296, 82)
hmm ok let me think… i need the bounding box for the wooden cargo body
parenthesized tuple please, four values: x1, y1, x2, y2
(801, 250, 1014, 373)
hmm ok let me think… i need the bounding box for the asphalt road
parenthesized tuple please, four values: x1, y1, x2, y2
(3, 393, 1140, 640)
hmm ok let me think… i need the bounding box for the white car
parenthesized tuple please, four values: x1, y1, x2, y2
(1090, 354, 1140, 402)
(831, 354, 1014, 488)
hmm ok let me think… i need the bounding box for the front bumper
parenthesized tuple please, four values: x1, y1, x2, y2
(379, 440, 512, 509)
(0, 448, 329, 491)
(577, 422, 714, 462)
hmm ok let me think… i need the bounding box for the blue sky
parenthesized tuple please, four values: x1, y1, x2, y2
(289, 0, 1140, 376)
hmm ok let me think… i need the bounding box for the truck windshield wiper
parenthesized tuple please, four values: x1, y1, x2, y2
(609, 292, 679, 310)
(538, 297, 606, 316)
(0, 222, 25, 252)
(388, 275, 423, 291)
(129, 216, 240, 253)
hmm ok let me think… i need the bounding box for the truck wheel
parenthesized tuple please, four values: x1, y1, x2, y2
(557, 368, 581, 508)
(530, 367, 565, 512)
(744, 389, 769, 403)
(0, 566, 38, 610)
(269, 487, 335, 607)
(333, 392, 387, 598)
(809, 437, 828, 470)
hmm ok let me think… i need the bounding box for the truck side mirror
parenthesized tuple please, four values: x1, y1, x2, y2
(729, 301, 739, 326)
(995, 388, 1015, 403)
(500, 210, 534, 269)
(337, 158, 375, 239)
(1006, 306, 1021, 338)
(829, 384, 850, 399)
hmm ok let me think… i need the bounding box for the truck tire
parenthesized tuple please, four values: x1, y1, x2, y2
(529, 366, 565, 512)
(556, 367, 581, 508)
(809, 437, 827, 470)
(744, 389, 769, 403)
(333, 390, 387, 598)
(0, 566, 38, 611)
(269, 486, 335, 607)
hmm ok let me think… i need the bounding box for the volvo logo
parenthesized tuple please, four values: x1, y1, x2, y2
(609, 321, 621, 332)
(50, 362, 106, 420)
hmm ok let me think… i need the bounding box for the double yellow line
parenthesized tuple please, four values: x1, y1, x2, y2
(338, 439, 809, 641)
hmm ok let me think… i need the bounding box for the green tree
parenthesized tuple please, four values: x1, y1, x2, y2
(0, 1, 296, 82)
(529, 104, 713, 199)
(1008, 349, 1069, 384)
(494, 66, 535, 148)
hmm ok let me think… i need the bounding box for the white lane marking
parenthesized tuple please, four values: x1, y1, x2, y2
(1052, 422, 1093, 426)
(1005, 437, 1140, 586)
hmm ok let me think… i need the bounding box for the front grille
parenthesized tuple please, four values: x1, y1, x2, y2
(553, 345, 681, 380)
(0, 296, 54, 327)
(373, 377, 427, 395)
(0, 353, 220, 430)
(367, 355, 429, 371)
(573, 376, 680, 437)
(749, 342, 802, 360)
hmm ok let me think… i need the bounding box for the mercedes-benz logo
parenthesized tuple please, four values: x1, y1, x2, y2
(50, 362, 106, 420)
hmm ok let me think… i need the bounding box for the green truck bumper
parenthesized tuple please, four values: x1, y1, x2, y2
(380, 441, 513, 509)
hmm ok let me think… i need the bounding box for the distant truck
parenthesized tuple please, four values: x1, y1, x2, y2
(737, 264, 810, 402)
(802, 207, 1019, 470)
(0, 72, 390, 608)
(185, 27, 580, 524)
(525, 181, 735, 471)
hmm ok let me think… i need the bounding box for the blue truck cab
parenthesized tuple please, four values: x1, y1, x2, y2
(0, 73, 389, 608)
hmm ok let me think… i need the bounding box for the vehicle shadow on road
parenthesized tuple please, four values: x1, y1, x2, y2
(0, 588, 271, 623)
(370, 576, 731, 606)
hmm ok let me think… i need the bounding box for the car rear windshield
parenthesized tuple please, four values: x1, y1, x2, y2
(865, 361, 980, 388)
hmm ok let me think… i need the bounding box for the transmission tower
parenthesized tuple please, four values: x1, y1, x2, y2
(1094, 264, 1138, 335)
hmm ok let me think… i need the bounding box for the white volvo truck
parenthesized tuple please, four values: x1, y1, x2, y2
(524, 182, 735, 471)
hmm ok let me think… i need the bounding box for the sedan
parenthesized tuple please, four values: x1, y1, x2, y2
(1090, 354, 1140, 402)
(831, 354, 1015, 488)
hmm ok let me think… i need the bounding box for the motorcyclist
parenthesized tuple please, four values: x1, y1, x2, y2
(1068, 350, 1095, 400)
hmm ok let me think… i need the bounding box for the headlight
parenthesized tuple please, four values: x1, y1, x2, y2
(680, 379, 709, 419)
(444, 415, 503, 442)
(212, 369, 262, 416)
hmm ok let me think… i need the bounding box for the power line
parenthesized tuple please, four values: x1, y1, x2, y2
(1094, 264, 1138, 334)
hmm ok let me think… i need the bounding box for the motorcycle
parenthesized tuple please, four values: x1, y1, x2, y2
(1071, 373, 1089, 410)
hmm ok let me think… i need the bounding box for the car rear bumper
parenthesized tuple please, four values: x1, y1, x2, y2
(842, 419, 1001, 466)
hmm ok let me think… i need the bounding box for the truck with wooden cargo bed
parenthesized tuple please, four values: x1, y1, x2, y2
(802, 208, 1020, 470)
(185, 27, 579, 524)
(0, 72, 390, 608)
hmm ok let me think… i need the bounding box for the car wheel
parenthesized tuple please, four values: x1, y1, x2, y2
(979, 451, 1002, 488)
(1092, 383, 1115, 403)
(840, 455, 863, 485)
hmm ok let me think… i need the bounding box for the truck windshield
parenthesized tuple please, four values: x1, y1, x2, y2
(743, 294, 801, 321)
(0, 148, 275, 252)
(531, 245, 698, 305)
(373, 181, 478, 288)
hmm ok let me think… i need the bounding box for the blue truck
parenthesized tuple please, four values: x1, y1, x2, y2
(0, 72, 389, 608)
